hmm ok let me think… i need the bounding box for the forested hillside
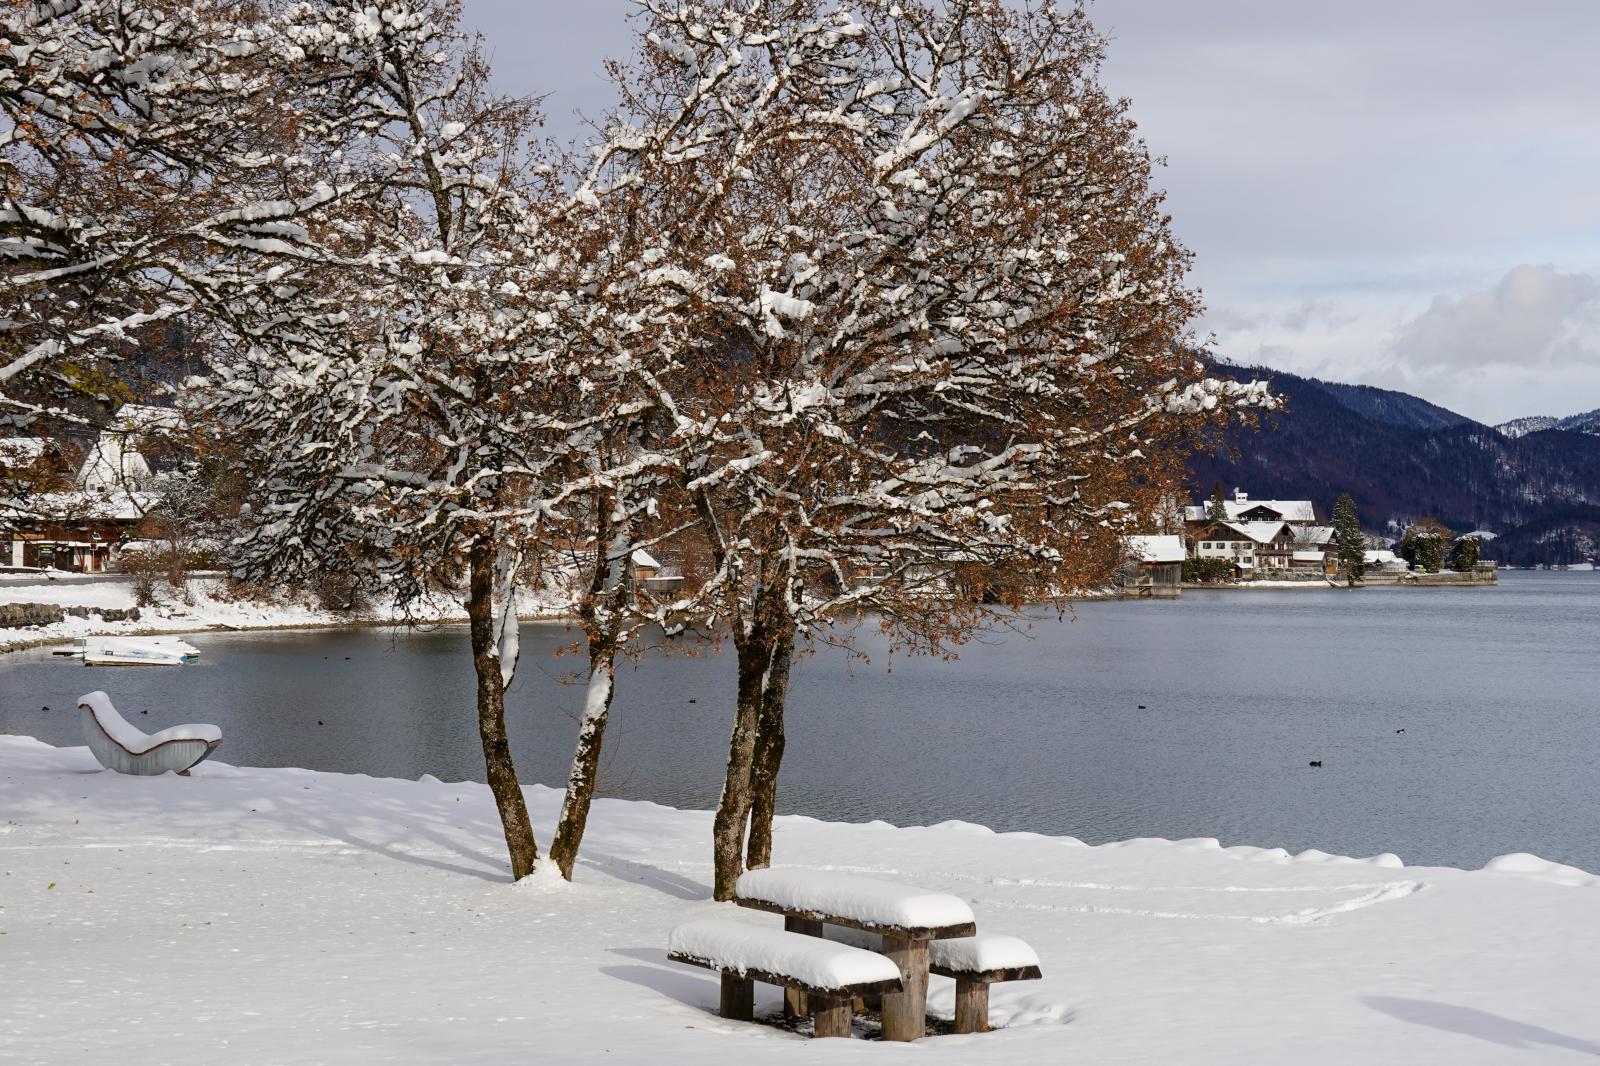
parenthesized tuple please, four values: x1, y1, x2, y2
(1497, 410, 1600, 438)
(1189, 367, 1600, 565)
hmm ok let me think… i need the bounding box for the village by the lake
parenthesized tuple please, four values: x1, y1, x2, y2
(4, 3, 1599, 1065)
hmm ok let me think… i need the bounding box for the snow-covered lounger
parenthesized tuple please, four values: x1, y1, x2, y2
(668, 918, 903, 1038)
(928, 934, 1043, 1034)
(78, 690, 222, 777)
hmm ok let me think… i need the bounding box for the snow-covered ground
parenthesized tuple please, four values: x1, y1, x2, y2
(2, 735, 1597, 1064)
(0, 574, 568, 653)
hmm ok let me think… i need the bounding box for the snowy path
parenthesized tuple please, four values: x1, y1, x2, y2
(1, 735, 1597, 1064)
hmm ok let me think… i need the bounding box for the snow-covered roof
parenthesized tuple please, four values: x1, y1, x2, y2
(1124, 535, 1185, 564)
(21, 489, 153, 522)
(1364, 550, 1397, 564)
(113, 404, 182, 435)
(1460, 530, 1497, 541)
(1184, 499, 1316, 524)
(1291, 550, 1326, 562)
(1204, 520, 1293, 545)
(77, 432, 152, 492)
(0, 437, 48, 464)
(1299, 526, 1335, 545)
(630, 548, 661, 569)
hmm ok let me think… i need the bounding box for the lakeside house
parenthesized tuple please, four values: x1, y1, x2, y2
(1363, 549, 1408, 573)
(2, 408, 171, 572)
(1178, 489, 1343, 577)
(1121, 534, 1186, 597)
(1188, 519, 1299, 572)
(1181, 490, 1317, 531)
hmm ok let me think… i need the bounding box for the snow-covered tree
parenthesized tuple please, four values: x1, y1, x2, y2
(1206, 481, 1229, 523)
(589, 0, 1275, 899)
(1400, 517, 1452, 574)
(1333, 492, 1365, 586)
(1449, 534, 1480, 572)
(546, 471, 667, 881)
(203, 0, 587, 881)
(0, 0, 352, 455)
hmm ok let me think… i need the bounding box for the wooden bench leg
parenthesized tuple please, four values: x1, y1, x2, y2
(953, 977, 990, 1034)
(852, 932, 882, 1014)
(720, 974, 754, 1022)
(784, 916, 823, 1020)
(880, 935, 928, 1041)
(812, 993, 852, 1038)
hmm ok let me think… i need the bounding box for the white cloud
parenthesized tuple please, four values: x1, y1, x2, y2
(1392, 264, 1600, 371)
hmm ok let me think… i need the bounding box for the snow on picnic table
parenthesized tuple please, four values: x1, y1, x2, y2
(1, 734, 1598, 1064)
(669, 918, 900, 990)
(929, 933, 1040, 974)
(735, 866, 976, 931)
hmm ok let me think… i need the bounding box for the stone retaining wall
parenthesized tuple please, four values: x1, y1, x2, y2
(0, 603, 141, 627)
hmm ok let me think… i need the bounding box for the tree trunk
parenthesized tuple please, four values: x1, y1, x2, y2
(550, 514, 631, 881)
(711, 624, 777, 900)
(745, 623, 795, 870)
(466, 539, 539, 881)
(550, 641, 616, 879)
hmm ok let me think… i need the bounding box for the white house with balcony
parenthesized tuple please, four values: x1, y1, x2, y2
(1189, 519, 1299, 572)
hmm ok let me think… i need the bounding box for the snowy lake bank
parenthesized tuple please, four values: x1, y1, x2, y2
(2, 570, 1597, 873)
(2, 733, 1597, 1065)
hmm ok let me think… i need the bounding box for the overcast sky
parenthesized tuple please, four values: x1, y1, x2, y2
(462, 1, 1600, 424)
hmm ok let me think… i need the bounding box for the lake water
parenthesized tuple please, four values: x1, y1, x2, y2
(3, 571, 1597, 872)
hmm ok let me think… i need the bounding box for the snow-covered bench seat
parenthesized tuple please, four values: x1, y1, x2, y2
(928, 934, 1043, 1034)
(668, 918, 903, 1038)
(735, 867, 977, 1041)
(77, 690, 222, 777)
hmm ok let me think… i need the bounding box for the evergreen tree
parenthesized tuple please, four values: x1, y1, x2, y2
(1400, 517, 1453, 573)
(1333, 493, 1365, 587)
(1206, 481, 1229, 523)
(1450, 536, 1481, 572)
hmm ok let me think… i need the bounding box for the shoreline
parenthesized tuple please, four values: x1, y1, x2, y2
(0, 610, 578, 657)
(0, 572, 575, 655)
(5, 732, 1598, 1064)
(1183, 572, 1499, 590)
(4, 730, 1598, 879)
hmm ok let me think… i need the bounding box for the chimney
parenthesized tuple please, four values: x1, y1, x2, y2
(1234, 488, 1248, 504)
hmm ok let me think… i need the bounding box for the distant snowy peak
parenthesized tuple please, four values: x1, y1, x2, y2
(1496, 416, 1559, 439)
(1563, 409, 1600, 435)
(1496, 410, 1600, 439)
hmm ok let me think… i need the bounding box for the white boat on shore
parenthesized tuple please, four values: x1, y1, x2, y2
(54, 636, 202, 666)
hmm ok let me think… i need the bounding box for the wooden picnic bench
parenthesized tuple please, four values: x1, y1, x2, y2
(667, 918, 902, 1038)
(929, 933, 1043, 1034)
(734, 867, 977, 1041)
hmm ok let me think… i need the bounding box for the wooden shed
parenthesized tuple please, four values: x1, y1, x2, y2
(1121, 535, 1185, 598)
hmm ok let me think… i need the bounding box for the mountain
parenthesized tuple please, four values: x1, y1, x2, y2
(1317, 381, 1474, 432)
(1496, 410, 1600, 439)
(1189, 367, 1600, 566)
(1488, 505, 1600, 568)
(1495, 416, 1560, 439)
(1554, 409, 1600, 435)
